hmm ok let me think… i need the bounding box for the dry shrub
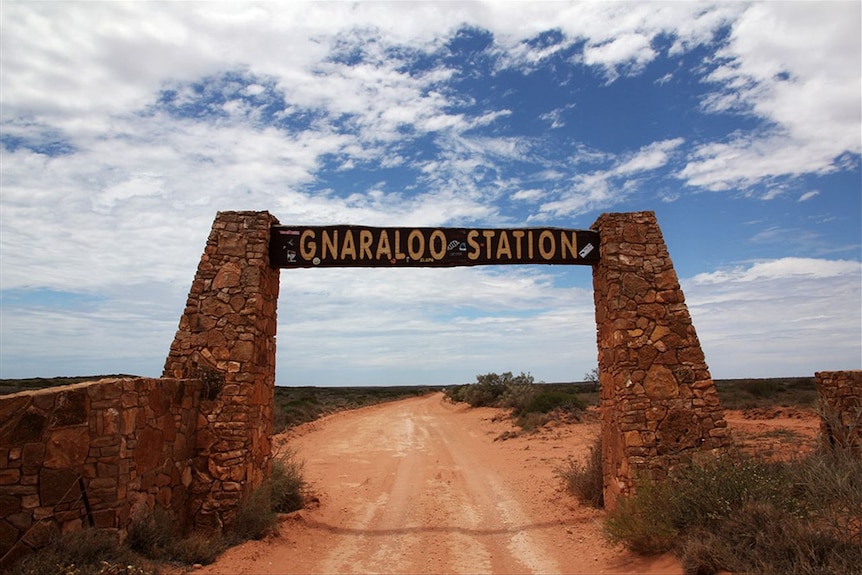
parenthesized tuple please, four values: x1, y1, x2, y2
(128, 506, 224, 565)
(558, 436, 604, 508)
(127, 506, 175, 556)
(603, 449, 862, 574)
(514, 411, 549, 432)
(232, 486, 276, 542)
(164, 531, 224, 566)
(603, 478, 678, 554)
(680, 501, 862, 575)
(270, 451, 307, 513)
(9, 528, 156, 575)
(232, 450, 308, 541)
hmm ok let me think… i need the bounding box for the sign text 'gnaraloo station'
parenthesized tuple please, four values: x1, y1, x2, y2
(270, 225, 600, 268)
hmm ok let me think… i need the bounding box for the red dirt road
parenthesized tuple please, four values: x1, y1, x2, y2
(198, 393, 681, 574)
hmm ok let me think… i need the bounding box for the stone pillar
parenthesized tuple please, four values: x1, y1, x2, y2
(163, 211, 280, 532)
(815, 371, 862, 454)
(591, 211, 731, 510)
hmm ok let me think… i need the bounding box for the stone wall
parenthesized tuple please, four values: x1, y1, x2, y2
(0, 377, 201, 569)
(591, 211, 732, 509)
(815, 370, 862, 453)
(163, 210, 280, 532)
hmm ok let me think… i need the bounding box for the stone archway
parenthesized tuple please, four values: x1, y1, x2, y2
(163, 209, 731, 528)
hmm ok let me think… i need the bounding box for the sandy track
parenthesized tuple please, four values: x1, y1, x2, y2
(198, 393, 681, 574)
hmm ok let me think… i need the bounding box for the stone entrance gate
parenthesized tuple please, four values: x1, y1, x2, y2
(163, 209, 732, 525)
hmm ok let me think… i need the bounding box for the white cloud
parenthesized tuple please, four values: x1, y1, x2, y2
(681, 2, 862, 191)
(798, 190, 819, 202)
(563, 2, 742, 78)
(512, 189, 545, 202)
(0, 1, 744, 128)
(678, 132, 851, 192)
(582, 33, 656, 79)
(655, 73, 673, 85)
(534, 173, 613, 219)
(0, 283, 184, 378)
(93, 174, 167, 214)
(615, 138, 685, 175)
(684, 257, 861, 377)
(691, 257, 860, 284)
(0, 108, 359, 291)
(536, 138, 684, 217)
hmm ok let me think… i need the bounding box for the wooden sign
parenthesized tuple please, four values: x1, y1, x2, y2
(270, 225, 600, 268)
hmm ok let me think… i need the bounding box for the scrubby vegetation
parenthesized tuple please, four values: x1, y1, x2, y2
(603, 447, 862, 574)
(9, 527, 159, 575)
(10, 451, 308, 575)
(127, 506, 225, 566)
(558, 435, 604, 508)
(233, 450, 309, 540)
(444, 371, 591, 431)
(268, 450, 308, 514)
(273, 385, 441, 432)
(551, 374, 858, 573)
(714, 377, 817, 410)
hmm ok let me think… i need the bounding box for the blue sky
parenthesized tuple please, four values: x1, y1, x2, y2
(1, 2, 859, 386)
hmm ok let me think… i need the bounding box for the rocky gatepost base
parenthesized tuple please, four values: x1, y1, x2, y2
(815, 370, 862, 454)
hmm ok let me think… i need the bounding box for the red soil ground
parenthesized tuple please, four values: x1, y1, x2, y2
(195, 393, 819, 574)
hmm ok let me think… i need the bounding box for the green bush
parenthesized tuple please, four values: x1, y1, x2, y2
(463, 372, 512, 407)
(603, 448, 862, 574)
(523, 391, 585, 415)
(499, 380, 538, 415)
(443, 384, 467, 403)
(445, 371, 536, 409)
(665, 453, 801, 531)
(448, 373, 593, 431)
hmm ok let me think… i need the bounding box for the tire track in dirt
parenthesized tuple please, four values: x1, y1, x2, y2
(198, 393, 683, 574)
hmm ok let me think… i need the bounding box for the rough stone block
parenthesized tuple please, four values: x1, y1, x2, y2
(43, 427, 89, 469)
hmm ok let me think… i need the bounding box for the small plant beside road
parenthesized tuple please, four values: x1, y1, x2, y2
(558, 435, 604, 508)
(233, 449, 309, 540)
